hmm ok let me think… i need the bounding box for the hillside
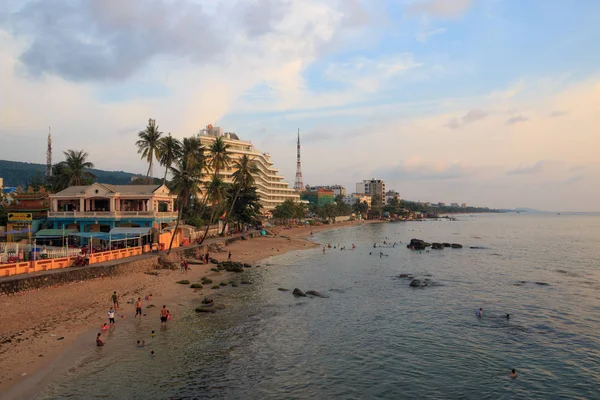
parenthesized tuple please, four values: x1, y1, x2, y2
(0, 160, 142, 187)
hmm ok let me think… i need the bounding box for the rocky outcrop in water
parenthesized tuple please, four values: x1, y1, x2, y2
(398, 273, 414, 279)
(218, 261, 244, 273)
(278, 288, 290, 291)
(306, 290, 329, 298)
(292, 288, 307, 297)
(409, 278, 439, 288)
(408, 239, 463, 250)
(407, 239, 430, 250)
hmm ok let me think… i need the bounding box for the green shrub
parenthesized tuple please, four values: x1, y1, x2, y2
(190, 283, 203, 289)
(211, 285, 220, 289)
(177, 280, 190, 284)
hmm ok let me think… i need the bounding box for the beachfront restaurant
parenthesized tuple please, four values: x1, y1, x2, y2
(47, 183, 178, 234)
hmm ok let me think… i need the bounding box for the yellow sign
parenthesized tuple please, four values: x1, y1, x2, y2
(8, 212, 33, 222)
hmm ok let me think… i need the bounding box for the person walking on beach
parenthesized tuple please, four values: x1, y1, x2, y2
(180, 257, 186, 273)
(205, 252, 210, 264)
(135, 297, 143, 318)
(111, 291, 119, 310)
(322, 246, 326, 254)
(160, 305, 168, 324)
(228, 251, 232, 261)
(108, 306, 116, 327)
(476, 308, 483, 317)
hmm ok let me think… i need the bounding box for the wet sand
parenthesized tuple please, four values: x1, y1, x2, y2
(0, 220, 370, 397)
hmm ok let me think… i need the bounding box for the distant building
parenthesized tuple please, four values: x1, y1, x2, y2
(300, 188, 335, 206)
(4, 189, 50, 240)
(197, 126, 299, 211)
(438, 202, 446, 207)
(385, 190, 401, 205)
(306, 185, 346, 197)
(461, 203, 468, 208)
(356, 179, 386, 208)
(343, 193, 372, 208)
(451, 203, 459, 208)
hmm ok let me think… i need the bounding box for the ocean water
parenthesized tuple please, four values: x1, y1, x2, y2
(33, 213, 600, 399)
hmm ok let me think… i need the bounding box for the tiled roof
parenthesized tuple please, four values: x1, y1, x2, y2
(54, 184, 163, 196)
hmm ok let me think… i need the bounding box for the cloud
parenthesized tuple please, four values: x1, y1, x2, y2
(488, 81, 524, 99)
(549, 110, 568, 117)
(416, 27, 447, 42)
(377, 158, 472, 181)
(324, 53, 422, 91)
(406, 0, 473, 19)
(444, 109, 487, 129)
(506, 115, 529, 125)
(507, 161, 545, 175)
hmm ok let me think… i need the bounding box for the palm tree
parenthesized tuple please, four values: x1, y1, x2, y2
(181, 137, 206, 172)
(157, 133, 182, 185)
(60, 149, 95, 186)
(198, 174, 227, 245)
(136, 118, 163, 183)
(221, 155, 258, 234)
(208, 136, 231, 174)
(166, 158, 202, 254)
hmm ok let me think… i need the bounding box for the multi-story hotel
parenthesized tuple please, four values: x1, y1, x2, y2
(198, 126, 300, 211)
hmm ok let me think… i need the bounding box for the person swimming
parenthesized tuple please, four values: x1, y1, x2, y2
(476, 308, 483, 317)
(137, 340, 146, 347)
(151, 330, 156, 338)
(151, 350, 155, 356)
(506, 313, 510, 319)
(510, 369, 518, 378)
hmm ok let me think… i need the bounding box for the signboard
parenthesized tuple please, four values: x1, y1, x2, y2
(8, 212, 33, 222)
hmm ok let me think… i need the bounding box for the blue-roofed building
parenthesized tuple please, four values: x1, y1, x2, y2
(47, 183, 178, 233)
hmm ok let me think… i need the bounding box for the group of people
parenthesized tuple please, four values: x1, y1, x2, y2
(475, 308, 517, 378)
(96, 291, 171, 351)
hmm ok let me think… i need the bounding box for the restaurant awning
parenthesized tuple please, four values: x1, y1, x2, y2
(109, 227, 152, 236)
(35, 229, 78, 238)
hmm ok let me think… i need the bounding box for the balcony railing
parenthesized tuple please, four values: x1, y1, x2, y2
(48, 211, 178, 219)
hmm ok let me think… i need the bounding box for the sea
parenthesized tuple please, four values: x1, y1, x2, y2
(31, 213, 600, 399)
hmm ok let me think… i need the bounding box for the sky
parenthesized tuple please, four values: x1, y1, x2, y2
(0, 0, 599, 212)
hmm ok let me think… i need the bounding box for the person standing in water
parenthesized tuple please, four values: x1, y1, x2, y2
(476, 308, 483, 317)
(510, 369, 518, 378)
(96, 333, 104, 347)
(135, 297, 143, 318)
(322, 246, 326, 254)
(160, 305, 169, 324)
(111, 291, 119, 310)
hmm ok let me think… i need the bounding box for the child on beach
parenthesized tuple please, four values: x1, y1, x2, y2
(111, 291, 119, 310)
(151, 330, 156, 338)
(96, 333, 104, 347)
(101, 323, 109, 330)
(108, 306, 116, 326)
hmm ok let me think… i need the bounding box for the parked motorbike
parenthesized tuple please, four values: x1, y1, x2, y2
(72, 255, 90, 267)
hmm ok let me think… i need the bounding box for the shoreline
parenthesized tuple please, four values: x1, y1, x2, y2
(0, 220, 373, 398)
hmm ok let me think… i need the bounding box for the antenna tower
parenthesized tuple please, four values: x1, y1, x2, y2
(46, 127, 53, 179)
(294, 129, 304, 192)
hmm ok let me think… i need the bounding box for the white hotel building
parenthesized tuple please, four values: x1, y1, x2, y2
(198, 126, 299, 211)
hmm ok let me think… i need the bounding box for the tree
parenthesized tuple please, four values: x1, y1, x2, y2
(157, 133, 182, 185)
(48, 150, 95, 191)
(272, 199, 296, 223)
(352, 200, 369, 215)
(166, 157, 202, 254)
(198, 174, 228, 244)
(208, 136, 231, 174)
(181, 137, 206, 171)
(221, 155, 258, 234)
(136, 118, 163, 183)
(227, 184, 263, 230)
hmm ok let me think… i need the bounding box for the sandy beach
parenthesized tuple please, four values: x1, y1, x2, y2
(0, 220, 369, 397)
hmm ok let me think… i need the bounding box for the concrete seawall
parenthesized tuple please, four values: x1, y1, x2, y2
(0, 232, 257, 295)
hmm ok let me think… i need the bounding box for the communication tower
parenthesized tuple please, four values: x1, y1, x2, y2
(294, 129, 304, 192)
